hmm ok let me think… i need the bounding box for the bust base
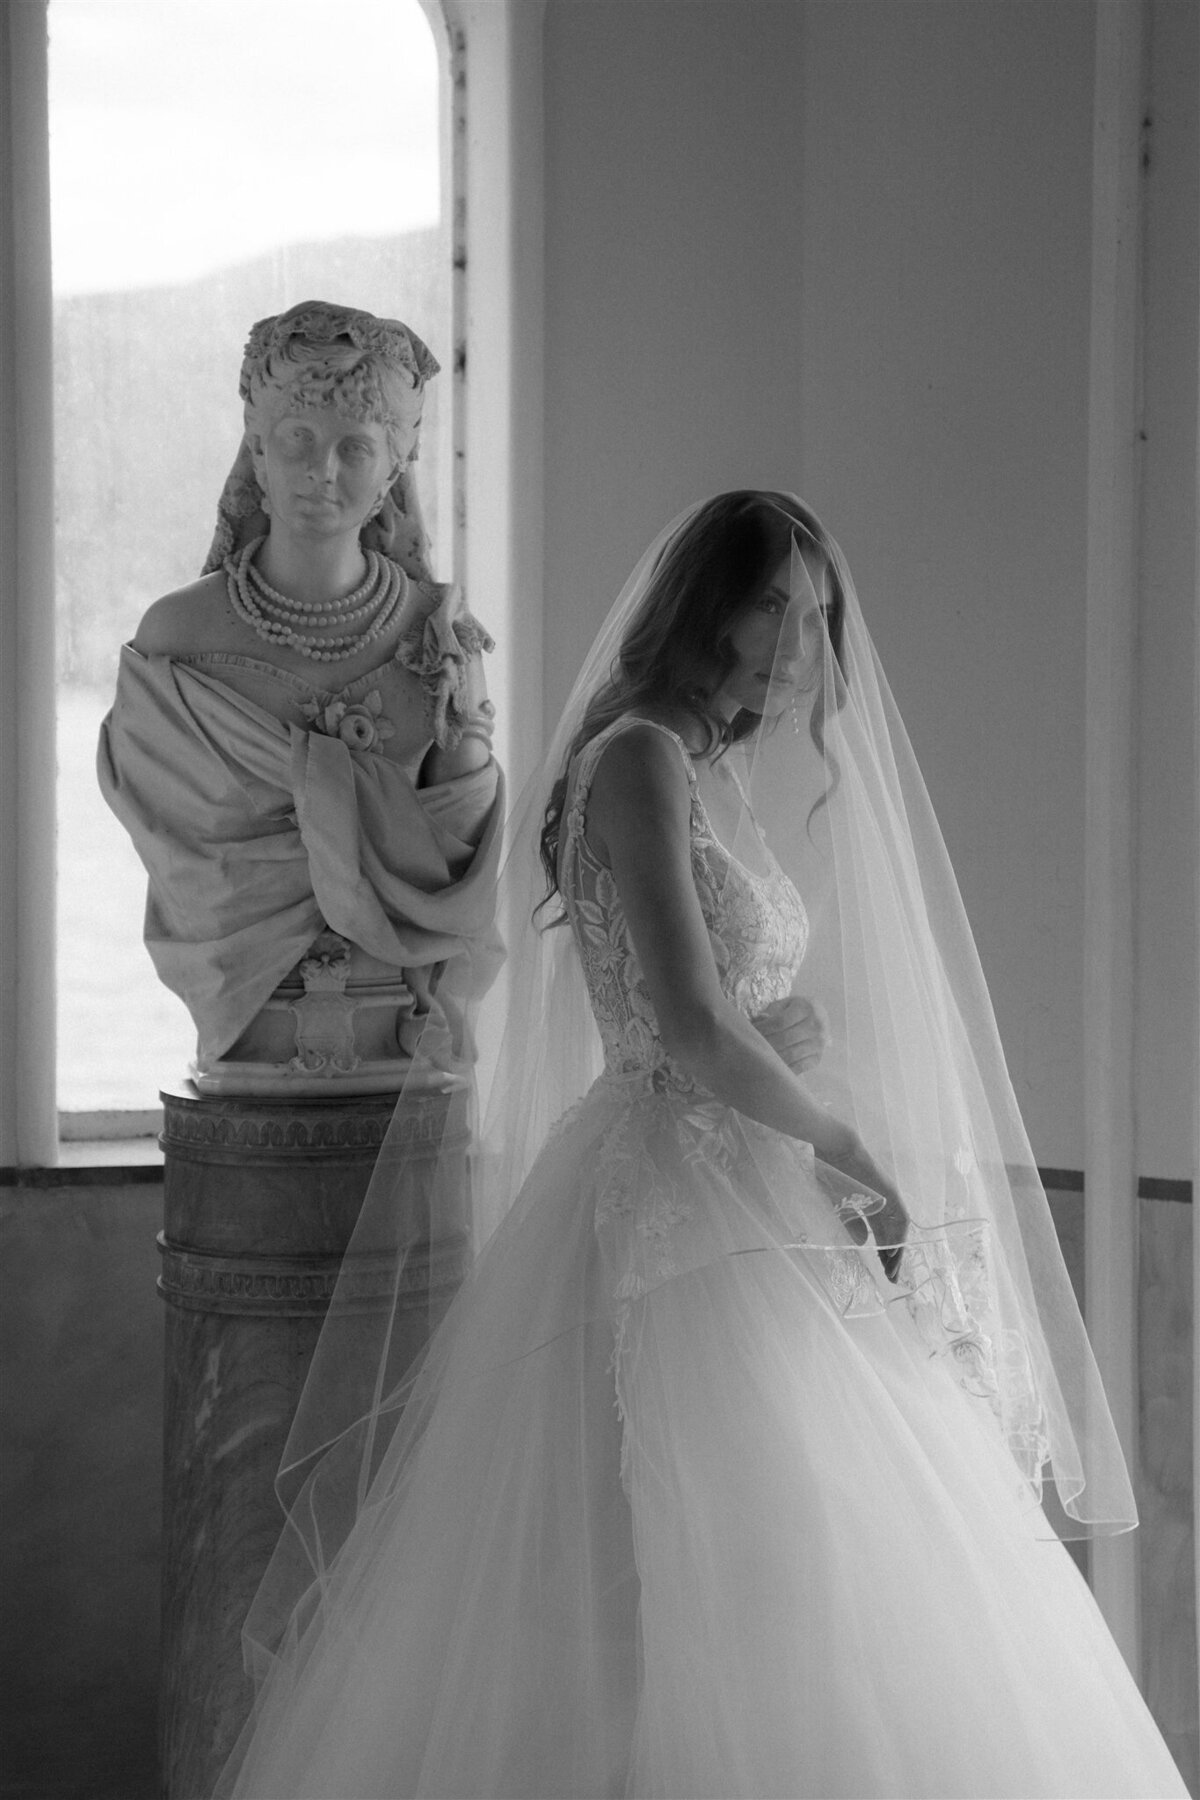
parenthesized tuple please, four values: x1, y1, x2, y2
(187, 1054, 455, 1098)
(196, 930, 431, 1094)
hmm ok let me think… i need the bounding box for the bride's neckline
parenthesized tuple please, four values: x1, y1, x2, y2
(691, 782, 776, 885)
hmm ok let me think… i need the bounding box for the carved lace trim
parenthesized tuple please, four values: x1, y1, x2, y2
(395, 583, 495, 751)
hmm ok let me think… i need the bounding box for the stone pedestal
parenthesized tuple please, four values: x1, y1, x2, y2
(157, 1082, 469, 1800)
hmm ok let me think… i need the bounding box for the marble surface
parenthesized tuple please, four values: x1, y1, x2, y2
(157, 1084, 468, 1800)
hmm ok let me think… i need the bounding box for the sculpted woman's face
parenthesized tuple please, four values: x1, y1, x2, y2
(252, 402, 399, 541)
(713, 543, 828, 721)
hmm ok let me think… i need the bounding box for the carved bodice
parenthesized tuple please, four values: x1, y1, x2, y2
(171, 649, 439, 782)
(173, 578, 495, 781)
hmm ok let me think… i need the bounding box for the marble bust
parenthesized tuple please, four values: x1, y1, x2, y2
(98, 301, 503, 1095)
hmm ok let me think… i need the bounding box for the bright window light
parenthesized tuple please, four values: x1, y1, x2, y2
(50, 0, 449, 1119)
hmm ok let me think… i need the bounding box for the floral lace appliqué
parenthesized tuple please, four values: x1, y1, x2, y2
(894, 1223, 1049, 1480)
(562, 720, 811, 1303)
(593, 1089, 700, 1294)
(562, 723, 807, 1093)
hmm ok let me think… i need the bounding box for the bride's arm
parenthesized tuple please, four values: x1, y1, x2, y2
(586, 723, 857, 1163)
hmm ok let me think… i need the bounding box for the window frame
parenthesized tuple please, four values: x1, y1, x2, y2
(1, 0, 546, 1167)
(1, 0, 58, 1166)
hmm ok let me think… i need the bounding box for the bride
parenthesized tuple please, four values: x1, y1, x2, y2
(216, 491, 1187, 1799)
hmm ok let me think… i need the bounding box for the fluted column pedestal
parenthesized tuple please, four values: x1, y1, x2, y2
(157, 1082, 468, 1800)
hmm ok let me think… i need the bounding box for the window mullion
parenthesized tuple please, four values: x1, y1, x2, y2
(1, 0, 58, 1167)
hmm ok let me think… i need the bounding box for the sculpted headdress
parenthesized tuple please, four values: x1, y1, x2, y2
(202, 300, 441, 581)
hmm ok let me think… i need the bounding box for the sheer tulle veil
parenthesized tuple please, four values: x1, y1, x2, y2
(230, 490, 1136, 1738)
(731, 505, 1136, 1539)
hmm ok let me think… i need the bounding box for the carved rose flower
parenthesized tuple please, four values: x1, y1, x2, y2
(300, 689, 394, 754)
(337, 707, 382, 750)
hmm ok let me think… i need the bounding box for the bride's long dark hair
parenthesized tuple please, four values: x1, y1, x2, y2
(538, 490, 845, 920)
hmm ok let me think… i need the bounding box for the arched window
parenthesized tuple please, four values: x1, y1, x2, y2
(48, 0, 456, 1130)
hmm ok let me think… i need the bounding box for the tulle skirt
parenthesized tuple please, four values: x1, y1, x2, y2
(218, 1077, 1188, 1800)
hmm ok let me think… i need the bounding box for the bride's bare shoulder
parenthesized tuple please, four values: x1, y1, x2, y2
(131, 572, 232, 657)
(587, 716, 692, 839)
(593, 712, 692, 777)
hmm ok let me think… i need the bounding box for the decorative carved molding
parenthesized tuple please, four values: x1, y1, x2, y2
(160, 1090, 461, 1157)
(157, 1233, 470, 1317)
(289, 933, 364, 1077)
(163, 1109, 389, 1153)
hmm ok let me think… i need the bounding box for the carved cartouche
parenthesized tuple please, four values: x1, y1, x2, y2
(192, 933, 420, 1097)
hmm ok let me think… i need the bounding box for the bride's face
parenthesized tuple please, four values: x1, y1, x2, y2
(712, 543, 828, 721)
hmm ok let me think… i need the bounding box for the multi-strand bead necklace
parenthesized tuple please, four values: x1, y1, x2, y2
(224, 535, 407, 663)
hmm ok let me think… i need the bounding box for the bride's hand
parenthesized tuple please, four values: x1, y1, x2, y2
(814, 1129, 910, 1283)
(867, 1190, 910, 1284)
(752, 995, 830, 1073)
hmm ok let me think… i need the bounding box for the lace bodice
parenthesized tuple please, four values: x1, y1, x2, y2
(561, 719, 808, 1085)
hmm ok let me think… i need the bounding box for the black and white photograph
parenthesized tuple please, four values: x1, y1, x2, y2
(1, 2, 1196, 1797)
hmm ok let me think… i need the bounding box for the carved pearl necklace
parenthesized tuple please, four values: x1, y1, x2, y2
(224, 536, 407, 663)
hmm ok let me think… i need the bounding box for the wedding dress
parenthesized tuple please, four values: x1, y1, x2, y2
(217, 495, 1187, 1799)
(218, 710, 1186, 1800)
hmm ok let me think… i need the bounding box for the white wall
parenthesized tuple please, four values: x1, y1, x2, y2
(794, 0, 1096, 1167)
(1135, 0, 1199, 1182)
(542, 1, 808, 707)
(539, 0, 1197, 1179)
